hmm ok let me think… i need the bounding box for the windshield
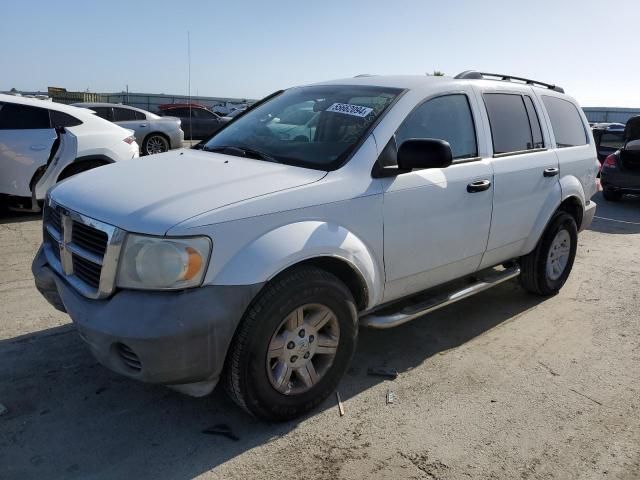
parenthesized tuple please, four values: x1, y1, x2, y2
(202, 85, 402, 170)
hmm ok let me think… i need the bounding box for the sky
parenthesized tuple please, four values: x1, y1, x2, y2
(2, 0, 639, 107)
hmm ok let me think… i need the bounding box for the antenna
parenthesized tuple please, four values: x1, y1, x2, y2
(188, 31, 192, 143)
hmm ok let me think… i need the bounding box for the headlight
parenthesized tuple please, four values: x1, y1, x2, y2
(116, 234, 211, 290)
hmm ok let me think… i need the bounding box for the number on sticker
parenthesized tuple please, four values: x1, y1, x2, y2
(326, 103, 373, 118)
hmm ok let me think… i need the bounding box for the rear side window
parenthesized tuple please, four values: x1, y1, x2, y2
(542, 96, 587, 148)
(113, 107, 138, 122)
(484, 93, 541, 154)
(50, 110, 82, 127)
(396, 94, 478, 159)
(0, 102, 51, 130)
(91, 107, 114, 121)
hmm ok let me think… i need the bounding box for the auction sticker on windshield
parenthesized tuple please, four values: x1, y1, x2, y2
(326, 103, 373, 117)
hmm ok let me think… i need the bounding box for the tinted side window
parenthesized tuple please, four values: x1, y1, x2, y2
(113, 108, 138, 122)
(91, 107, 113, 121)
(51, 110, 82, 127)
(523, 96, 544, 148)
(396, 94, 477, 160)
(542, 96, 587, 148)
(0, 102, 51, 130)
(164, 108, 187, 117)
(133, 110, 146, 120)
(484, 94, 534, 154)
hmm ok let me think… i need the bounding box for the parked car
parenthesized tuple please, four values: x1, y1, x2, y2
(33, 71, 597, 421)
(591, 123, 625, 163)
(600, 115, 640, 201)
(157, 105, 225, 140)
(0, 94, 138, 211)
(73, 103, 184, 155)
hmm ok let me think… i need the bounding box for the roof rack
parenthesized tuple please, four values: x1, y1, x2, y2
(454, 70, 565, 94)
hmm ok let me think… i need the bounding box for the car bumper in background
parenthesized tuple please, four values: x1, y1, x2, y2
(169, 129, 185, 149)
(601, 168, 640, 193)
(32, 246, 261, 396)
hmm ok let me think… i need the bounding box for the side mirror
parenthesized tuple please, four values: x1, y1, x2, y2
(397, 138, 453, 171)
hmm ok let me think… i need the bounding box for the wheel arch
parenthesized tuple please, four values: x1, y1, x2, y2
(56, 155, 112, 182)
(211, 221, 383, 310)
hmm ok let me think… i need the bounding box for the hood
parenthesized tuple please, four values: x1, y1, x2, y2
(50, 149, 326, 235)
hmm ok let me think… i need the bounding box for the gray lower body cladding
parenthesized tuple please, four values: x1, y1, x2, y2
(32, 246, 262, 396)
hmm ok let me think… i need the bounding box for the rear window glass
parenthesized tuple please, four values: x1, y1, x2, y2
(542, 96, 588, 148)
(484, 93, 536, 154)
(91, 107, 114, 121)
(0, 102, 51, 129)
(599, 132, 624, 149)
(51, 110, 82, 127)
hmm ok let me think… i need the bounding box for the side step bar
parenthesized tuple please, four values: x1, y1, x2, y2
(360, 265, 521, 329)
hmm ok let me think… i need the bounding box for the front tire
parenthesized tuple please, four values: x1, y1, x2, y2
(224, 266, 358, 421)
(519, 211, 578, 296)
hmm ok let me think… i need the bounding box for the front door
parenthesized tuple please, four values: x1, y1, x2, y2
(381, 92, 494, 302)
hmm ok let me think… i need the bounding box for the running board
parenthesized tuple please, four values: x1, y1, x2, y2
(360, 265, 521, 329)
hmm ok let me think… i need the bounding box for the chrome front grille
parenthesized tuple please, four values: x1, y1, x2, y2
(42, 199, 125, 299)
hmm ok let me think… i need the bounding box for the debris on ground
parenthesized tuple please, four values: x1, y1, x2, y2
(367, 366, 398, 380)
(336, 391, 345, 416)
(386, 390, 396, 405)
(202, 424, 240, 441)
(0, 403, 7, 416)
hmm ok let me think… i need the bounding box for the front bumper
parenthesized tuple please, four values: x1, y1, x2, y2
(581, 200, 597, 232)
(32, 246, 261, 396)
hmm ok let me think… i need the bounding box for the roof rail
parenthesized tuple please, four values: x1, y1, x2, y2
(454, 70, 565, 94)
(354, 74, 375, 78)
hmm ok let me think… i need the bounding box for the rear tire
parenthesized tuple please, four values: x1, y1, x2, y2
(519, 211, 577, 296)
(602, 187, 622, 202)
(224, 266, 358, 421)
(142, 134, 170, 155)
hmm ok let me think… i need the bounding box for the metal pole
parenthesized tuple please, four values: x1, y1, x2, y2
(188, 31, 192, 143)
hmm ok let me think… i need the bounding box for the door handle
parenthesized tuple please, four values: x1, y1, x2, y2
(543, 167, 559, 177)
(467, 179, 492, 193)
(30, 144, 47, 151)
(139, 123, 148, 127)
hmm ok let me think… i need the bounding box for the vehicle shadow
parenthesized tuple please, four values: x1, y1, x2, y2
(0, 208, 41, 225)
(588, 191, 640, 234)
(0, 281, 543, 480)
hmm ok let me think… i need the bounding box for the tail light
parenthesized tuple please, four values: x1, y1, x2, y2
(123, 135, 136, 145)
(603, 154, 617, 168)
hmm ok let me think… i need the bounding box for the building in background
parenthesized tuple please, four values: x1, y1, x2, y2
(583, 107, 640, 124)
(3, 87, 254, 115)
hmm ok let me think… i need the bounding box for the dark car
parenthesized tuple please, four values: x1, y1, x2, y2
(157, 105, 225, 140)
(592, 123, 625, 163)
(600, 116, 640, 201)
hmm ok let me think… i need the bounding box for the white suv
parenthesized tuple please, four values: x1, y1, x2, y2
(33, 72, 598, 421)
(0, 94, 139, 210)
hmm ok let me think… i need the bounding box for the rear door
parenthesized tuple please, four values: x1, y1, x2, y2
(0, 101, 55, 197)
(381, 91, 494, 302)
(113, 107, 148, 144)
(478, 90, 561, 268)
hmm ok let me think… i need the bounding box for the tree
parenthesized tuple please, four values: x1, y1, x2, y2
(428, 70, 445, 76)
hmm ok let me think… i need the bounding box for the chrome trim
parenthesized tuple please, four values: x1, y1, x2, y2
(360, 265, 521, 329)
(43, 197, 126, 299)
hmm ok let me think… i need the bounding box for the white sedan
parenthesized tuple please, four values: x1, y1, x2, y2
(0, 94, 139, 211)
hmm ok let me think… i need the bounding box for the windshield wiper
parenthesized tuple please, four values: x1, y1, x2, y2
(203, 145, 279, 163)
